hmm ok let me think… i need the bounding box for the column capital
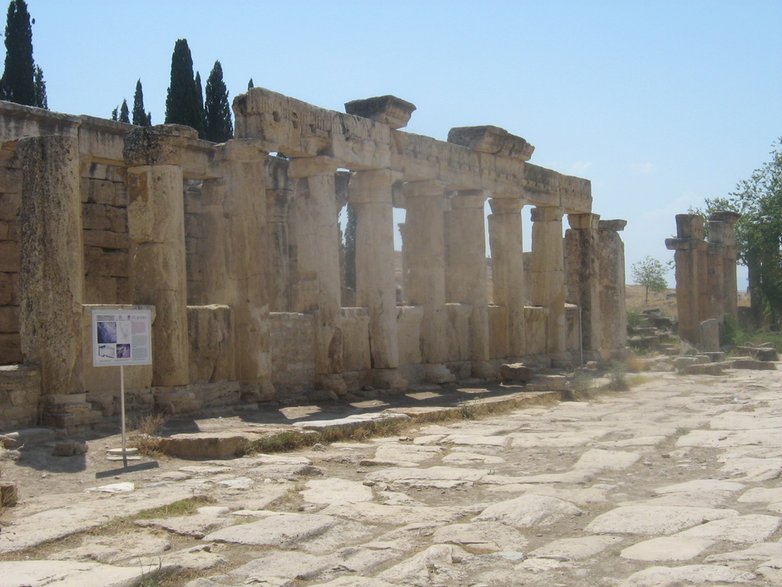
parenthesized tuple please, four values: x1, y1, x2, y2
(531, 205, 563, 222)
(489, 197, 523, 215)
(450, 189, 487, 208)
(349, 168, 401, 204)
(599, 219, 627, 232)
(402, 180, 447, 199)
(567, 212, 601, 231)
(123, 124, 199, 167)
(287, 156, 340, 178)
(709, 210, 740, 225)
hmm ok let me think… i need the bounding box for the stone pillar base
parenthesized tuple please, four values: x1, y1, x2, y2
(550, 352, 575, 370)
(239, 381, 276, 403)
(371, 369, 408, 392)
(471, 361, 498, 380)
(424, 364, 456, 384)
(319, 374, 348, 396)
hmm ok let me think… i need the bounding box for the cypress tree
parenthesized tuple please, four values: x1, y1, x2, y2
(194, 71, 204, 137)
(132, 79, 151, 126)
(33, 64, 46, 109)
(1, 0, 36, 105)
(119, 99, 129, 123)
(111, 106, 118, 121)
(247, 78, 254, 90)
(165, 39, 202, 136)
(204, 60, 233, 142)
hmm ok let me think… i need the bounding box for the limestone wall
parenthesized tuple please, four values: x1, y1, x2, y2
(0, 142, 21, 365)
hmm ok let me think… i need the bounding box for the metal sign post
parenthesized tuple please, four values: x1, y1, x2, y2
(91, 307, 152, 467)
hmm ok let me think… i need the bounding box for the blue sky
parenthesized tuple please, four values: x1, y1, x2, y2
(27, 0, 782, 287)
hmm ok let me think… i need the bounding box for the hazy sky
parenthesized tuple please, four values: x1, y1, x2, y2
(26, 0, 782, 287)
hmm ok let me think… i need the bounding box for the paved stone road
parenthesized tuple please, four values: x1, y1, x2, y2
(1, 367, 781, 586)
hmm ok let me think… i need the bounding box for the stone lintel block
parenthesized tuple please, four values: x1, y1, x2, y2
(344, 95, 417, 129)
(489, 197, 524, 214)
(217, 138, 268, 162)
(447, 125, 534, 161)
(531, 206, 564, 223)
(450, 190, 487, 208)
(598, 219, 627, 232)
(675, 214, 704, 239)
(123, 125, 199, 167)
(568, 213, 601, 230)
(287, 156, 340, 178)
(709, 210, 740, 225)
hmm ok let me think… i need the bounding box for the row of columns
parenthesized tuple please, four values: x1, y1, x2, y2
(17, 127, 625, 412)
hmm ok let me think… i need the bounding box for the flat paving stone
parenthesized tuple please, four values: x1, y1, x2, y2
(0, 560, 143, 587)
(573, 448, 640, 472)
(705, 542, 782, 563)
(322, 501, 464, 526)
(364, 465, 488, 489)
(431, 521, 527, 553)
(621, 564, 756, 586)
(586, 505, 737, 536)
(676, 513, 781, 543)
(737, 486, 782, 503)
(475, 493, 583, 528)
(50, 531, 171, 563)
(203, 512, 337, 546)
(229, 550, 335, 582)
(301, 478, 374, 505)
(378, 544, 470, 585)
(530, 535, 623, 561)
(620, 536, 715, 561)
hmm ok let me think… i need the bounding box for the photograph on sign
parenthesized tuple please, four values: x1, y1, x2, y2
(91, 309, 152, 367)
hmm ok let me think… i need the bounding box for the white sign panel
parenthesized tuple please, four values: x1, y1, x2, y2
(92, 309, 152, 367)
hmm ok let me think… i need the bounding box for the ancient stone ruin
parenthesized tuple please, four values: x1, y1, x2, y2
(0, 88, 628, 430)
(666, 212, 740, 350)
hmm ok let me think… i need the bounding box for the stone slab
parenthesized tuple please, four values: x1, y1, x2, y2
(586, 505, 736, 536)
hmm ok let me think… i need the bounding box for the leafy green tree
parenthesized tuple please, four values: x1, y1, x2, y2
(132, 79, 151, 126)
(165, 39, 203, 136)
(32, 64, 46, 108)
(1, 0, 37, 106)
(204, 60, 233, 142)
(703, 138, 782, 328)
(632, 256, 668, 304)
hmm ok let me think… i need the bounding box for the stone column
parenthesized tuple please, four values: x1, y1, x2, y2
(710, 211, 741, 321)
(529, 206, 567, 358)
(288, 156, 344, 393)
(446, 190, 492, 377)
(403, 180, 453, 382)
(665, 214, 705, 345)
(488, 198, 526, 358)
(124, 128, 190, 387)
(565, 213, 602, 359)
(349, 169, 405, 388)
(204, 140, 273, 399)
(18, 135, 84, 404)
(598, 219, 628, 357)
(266, 156, 293, 313)
(706, 218, 726, 323)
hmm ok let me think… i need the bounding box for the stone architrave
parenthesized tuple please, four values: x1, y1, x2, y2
(203, 140, 273, 398)
(349, 169, 400, 370)
(403, 181, 448, 365)
(598, 219, 628, 356)
(530, 206, 566, 355)
(17, 135, 84, 396)
(124, 126, 191, 387)
(288, 157, 344, 385)
(565, 213, 601, 357)
(665, 214, 705, 345)
(488, 197, 526, 358)
(446, 190, 491, 375)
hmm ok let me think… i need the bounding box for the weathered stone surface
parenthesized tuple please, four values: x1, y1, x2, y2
(322, 501, 463, 526)
(52, 532, 171, 564)
(586, 505, 736, 535)
(530, 535, 622, 561)
(676, 513, 781, 543)
(229, 550, 335, 582)
(378, 544, 471, 585)
(203, 513, 337, 546)
(301, 478, 373, 505)
(620, 536, 715, 561)
(499, 363, 534, 383)
(159, 433, 255, 460)
(344, 95, 416, 129)
(475, 494, 583, 528)
(431, 521, 527, 553)
(573, 449, 640, 472)
(621, 564, 756, 586)
(137, 510, 233, 538)
(731, 358, 776, 370)
(365, 465, 487, 489)
(705, 542, 782, 563)
(0, 560, 143, 587)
